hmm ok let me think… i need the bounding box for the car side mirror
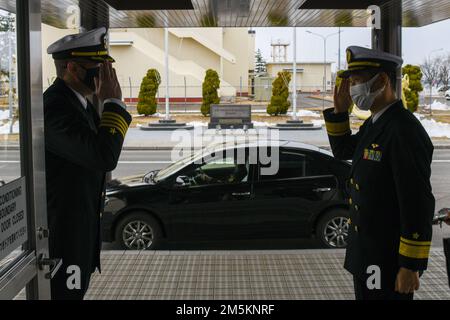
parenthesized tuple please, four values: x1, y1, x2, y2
(175, 175, 190, 187)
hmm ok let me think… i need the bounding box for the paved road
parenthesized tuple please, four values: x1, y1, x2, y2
(2, 149, 450, 249)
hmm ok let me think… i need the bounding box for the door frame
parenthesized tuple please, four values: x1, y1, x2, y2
(0, 0, 51, 300)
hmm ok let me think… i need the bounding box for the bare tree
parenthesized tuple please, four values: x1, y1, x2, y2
(421, 56, 440, 88)
(421, 56, 441, 115)
(437, 54, 450, 90)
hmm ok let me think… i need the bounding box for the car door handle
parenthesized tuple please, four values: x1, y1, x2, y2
(313, 187, 332, 192)
(231, 192, 251, 196)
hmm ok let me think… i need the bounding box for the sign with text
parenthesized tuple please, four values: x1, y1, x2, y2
(0, 177, 27, 261)
(209, 104, 253, 129)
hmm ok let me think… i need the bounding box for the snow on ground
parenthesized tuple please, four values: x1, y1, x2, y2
(0, 120, 19, 134)
(0, 110, 11, 121)
(287, 110, 320, 117)
(415, 114, 450, 138)
(311, 119, 325, 127)
(133, 112, 162, 118)
(186, 121, 207, 127)
(424, 100, 450, 111)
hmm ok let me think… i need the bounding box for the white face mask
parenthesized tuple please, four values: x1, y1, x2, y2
(350, 73, 385, 111)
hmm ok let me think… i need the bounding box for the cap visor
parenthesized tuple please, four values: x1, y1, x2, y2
(338, 70, 352, 78)
(339, 67, 383, 79)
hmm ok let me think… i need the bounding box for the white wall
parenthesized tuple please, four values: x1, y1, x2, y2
(41, 24, 255, 99)
(266, 63, 333, 92)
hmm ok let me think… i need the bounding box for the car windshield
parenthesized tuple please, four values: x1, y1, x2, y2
(153, 145, 235, 182)
(153, 152, 196, 182)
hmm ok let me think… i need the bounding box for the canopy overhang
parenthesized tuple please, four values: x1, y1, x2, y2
(0, 0, 449, 28)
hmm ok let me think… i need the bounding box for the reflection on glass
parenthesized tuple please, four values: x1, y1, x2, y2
(0, 10, 20, 185)
(0, 10, 23, 271)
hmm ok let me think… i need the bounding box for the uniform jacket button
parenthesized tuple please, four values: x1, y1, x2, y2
(354, 226, 358, 232)
(349, 198, 352, 205)
(354, 205, 359, 211)
(350, 178, 354, 185)
(355, 184, 360, 191)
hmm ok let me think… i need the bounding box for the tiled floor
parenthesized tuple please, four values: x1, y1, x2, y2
(77, 248, 450, 300)
(12, 248, 450, 300)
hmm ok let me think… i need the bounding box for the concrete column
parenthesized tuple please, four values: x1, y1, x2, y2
(292, 27, 297, 120)
(372, 0, 402, 97)
(165, 27, 170, 120)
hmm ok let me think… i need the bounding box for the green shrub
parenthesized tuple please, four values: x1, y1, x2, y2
(137, 69, 161, 116)
(402, 64, 423, 113)
(267, 71, 291, 116)
(201, 69, 220, 116)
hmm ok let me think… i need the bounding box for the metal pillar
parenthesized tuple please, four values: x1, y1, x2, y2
(164, 27, 170, 120)
(16, 0, 51, 300)
(372, 0, 402, 96)
(292, 27, 297, 121)
(338, 27, 341, 71)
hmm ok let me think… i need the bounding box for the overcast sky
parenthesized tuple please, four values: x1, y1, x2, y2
(254, 18, 450, 71)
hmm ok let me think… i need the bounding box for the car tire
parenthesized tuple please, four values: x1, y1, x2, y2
(316, 208, 350, 249)
(115, 212, 162, 250)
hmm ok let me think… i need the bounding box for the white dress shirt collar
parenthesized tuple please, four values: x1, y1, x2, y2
(68, 86, 88, 110)
(372, 100, 398, 123)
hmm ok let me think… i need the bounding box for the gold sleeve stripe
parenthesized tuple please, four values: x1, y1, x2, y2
(327, 130, 351, 137)
(99, 123, 125, 138)
(400, 237, 432, 246)
(101, 114, 128, 133)
(102, 112, 129, 130)
(100, 118, 127, 134)
(100, 117, 127, 136)
(325, 121, 351, 136)
(99, 121, 126, 137)
(399, 241, 430, 259)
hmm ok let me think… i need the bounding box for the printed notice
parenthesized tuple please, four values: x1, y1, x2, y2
(0, 177, 27, 261)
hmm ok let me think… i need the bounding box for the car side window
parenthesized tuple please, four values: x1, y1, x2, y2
(182, 153, 249, 186)
(259, 151, 306, 181)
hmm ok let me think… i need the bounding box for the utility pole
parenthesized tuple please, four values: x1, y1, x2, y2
(338, 27, 341, 71)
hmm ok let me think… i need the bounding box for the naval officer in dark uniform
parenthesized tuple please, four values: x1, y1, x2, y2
(44, 27, 132, 299)
(323, 46, 435, 300)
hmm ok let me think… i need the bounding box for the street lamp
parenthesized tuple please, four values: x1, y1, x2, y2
(428, 48, 443, 116)
(337, 27, 345, 71)
(306, 30, 342, 109)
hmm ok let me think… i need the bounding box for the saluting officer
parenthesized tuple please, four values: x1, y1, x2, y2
(324, 46, 435, 300)
(44, 27, 132, 300)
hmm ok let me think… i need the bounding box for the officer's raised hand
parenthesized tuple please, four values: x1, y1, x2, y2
(95, 61, 122, 101)
(333, 78, 352, 114)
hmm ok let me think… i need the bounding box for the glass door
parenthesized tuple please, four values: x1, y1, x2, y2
(0, 0, 56, 300)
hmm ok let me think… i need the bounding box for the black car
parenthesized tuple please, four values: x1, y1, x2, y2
(102, 140, 351, 250)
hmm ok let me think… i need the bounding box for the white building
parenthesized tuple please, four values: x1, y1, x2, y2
(266, 61, 333, 93)
(42, 24, 256, 103)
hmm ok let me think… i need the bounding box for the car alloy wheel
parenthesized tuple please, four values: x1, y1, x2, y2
(323, 216, 349, 248)
(122, 220, 154, 250)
